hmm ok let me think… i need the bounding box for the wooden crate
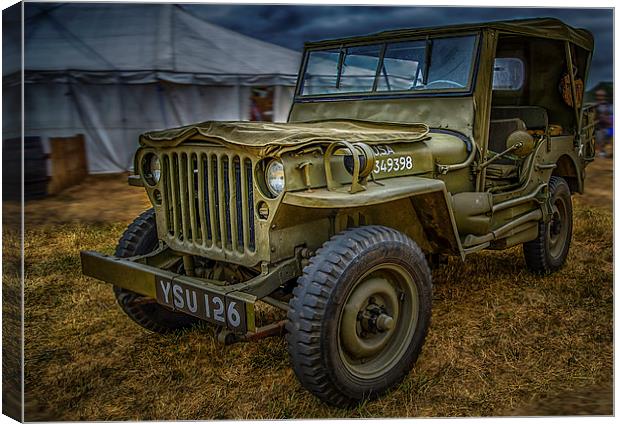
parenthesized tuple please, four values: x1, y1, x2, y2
(48, 134, 88, 195)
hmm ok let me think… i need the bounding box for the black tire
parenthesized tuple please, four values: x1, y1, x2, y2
(113, 209, 200, 334)
(286, 225, 432, 408)
(523, 176, 573, 275)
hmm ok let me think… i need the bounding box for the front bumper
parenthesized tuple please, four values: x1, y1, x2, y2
(80, 250, 301, 334)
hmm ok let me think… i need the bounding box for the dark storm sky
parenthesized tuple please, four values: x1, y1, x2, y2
(184, 5, 613, 89)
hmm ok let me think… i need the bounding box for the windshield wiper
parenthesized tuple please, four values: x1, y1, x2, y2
(335, 46, 346, 89)
(422, 37, 433, 85)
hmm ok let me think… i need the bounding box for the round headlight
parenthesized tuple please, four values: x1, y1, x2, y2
(265, 160, 285, 196)
(143, 153, 161, 185)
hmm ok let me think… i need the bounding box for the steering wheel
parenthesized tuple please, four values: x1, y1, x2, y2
(425, 80, 465, 88)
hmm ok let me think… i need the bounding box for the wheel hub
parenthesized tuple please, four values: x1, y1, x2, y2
(340, 277, 399, 359)
(360, 303, 394, 333)
(550, 206, 562, 235)
(336, 262, 421, 379)
(548, 200, 568, 258)
(376, 312, 395, 332)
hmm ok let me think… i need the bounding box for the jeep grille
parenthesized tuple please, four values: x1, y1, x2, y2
(161, 151, 256, 258)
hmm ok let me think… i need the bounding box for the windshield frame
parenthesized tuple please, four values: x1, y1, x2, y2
(295, 32, 481, 102)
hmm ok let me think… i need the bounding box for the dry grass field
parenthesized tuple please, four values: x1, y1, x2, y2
(18, 158, 613, 420)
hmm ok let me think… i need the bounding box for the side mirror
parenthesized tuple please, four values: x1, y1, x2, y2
(506, 130, 535, 157)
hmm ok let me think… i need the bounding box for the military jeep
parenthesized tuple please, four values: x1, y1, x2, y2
(81, 18, 595, 407)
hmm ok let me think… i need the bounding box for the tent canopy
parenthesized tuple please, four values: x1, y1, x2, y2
(8, 3, 301, 85)
(4, 3, 302, 174)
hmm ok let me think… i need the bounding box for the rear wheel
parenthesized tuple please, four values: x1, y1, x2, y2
(113, 209, 200, 334)
(286, 226, 432, 407)
(523, 176, 573, 275)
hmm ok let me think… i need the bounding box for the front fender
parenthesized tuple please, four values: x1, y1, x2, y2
(282, 176, 464, 259)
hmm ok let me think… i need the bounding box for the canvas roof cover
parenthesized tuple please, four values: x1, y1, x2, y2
(305, 18, 594, 52)
(6, 3, 301, 85)
(140, 119, 430, 155)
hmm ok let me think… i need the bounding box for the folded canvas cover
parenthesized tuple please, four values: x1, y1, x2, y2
(140, 119, 430, 156)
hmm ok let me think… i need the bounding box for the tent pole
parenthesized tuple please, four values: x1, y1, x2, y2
(237, 80, 243, 120)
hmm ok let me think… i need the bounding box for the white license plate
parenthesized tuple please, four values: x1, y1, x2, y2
(155, 277, 247, 333)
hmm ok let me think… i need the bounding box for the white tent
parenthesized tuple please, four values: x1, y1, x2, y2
(3, 3, 301, 173)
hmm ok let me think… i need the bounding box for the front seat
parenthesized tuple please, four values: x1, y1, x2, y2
(486, 118, 526, 183)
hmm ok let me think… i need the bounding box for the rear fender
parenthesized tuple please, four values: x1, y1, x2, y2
(553, 154, 583, 194)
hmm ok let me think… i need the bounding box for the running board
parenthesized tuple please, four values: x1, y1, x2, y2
(462, 209, 543, 249)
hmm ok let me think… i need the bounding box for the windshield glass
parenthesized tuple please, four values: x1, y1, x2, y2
(300, 34, 478, 96)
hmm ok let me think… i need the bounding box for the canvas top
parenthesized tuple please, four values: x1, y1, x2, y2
(305, 18, 594, 52)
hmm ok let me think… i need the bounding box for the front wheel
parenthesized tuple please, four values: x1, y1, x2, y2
(523, 176, 573, 275)
(286, 226, 432, 407)
(114, 209, 200, 334)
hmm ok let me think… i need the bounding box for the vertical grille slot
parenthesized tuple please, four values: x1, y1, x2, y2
(170, 153, 181, 238)
(161, 149, 256, 256)
(188, 153, 199, 243)
(215, 154, 226, 248)
(208, 155, 220, 246)
(162, 154, 173, 236)
(197, 154, 210, 244)
(222, 156, 233, 249)
(245, 158, 256, 251)
(233, 158, 244, 251)
(179, 153, 190, 241)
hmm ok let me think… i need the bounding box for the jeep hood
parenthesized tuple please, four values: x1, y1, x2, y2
(140, 119, 429, 157)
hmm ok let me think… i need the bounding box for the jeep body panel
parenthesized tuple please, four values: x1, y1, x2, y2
(134, 125, 472, 266)
(290, 97, 476, 139)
